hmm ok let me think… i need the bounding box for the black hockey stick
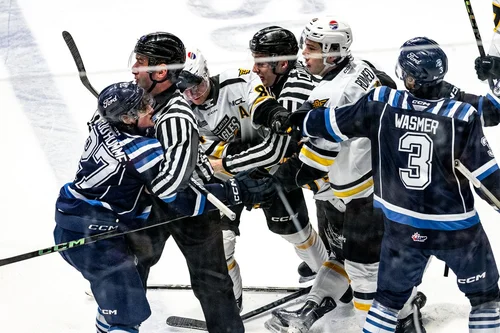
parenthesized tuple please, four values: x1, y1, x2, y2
(0, 214, 187, 267)
(62, 31, 99, 98)
(148, 284, 301, 293)
(166, 286, 312, 331)
(463, 0, 497, 93)
(61, 31, 237, 220)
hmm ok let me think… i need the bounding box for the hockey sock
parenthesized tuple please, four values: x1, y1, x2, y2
(469, 303, 500, 333)
(363, 300, 398, 333)
(307, 258, 350, 305)
(96, 308, 110, 333)
(281, 223, 328, 273)
(345, 260, 379, 327)
(222, 230, 242, 300)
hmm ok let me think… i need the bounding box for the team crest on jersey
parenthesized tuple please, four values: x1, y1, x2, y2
(238, 69, 251, 76)
(213, 115, 240, 141)
(411, 232, 427, 242)
(312, 99, 328, 108)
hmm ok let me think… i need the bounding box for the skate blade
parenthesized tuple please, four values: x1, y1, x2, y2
(264, 317, 288, 333)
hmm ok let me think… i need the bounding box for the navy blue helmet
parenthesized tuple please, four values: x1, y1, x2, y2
(98, 82, 144, 125)
(396, 37, 448, 88)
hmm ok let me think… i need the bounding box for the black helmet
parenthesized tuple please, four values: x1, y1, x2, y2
(98, 82, 144, 125)
(249, 26, 299, 57)
(134, 32, 186, 79)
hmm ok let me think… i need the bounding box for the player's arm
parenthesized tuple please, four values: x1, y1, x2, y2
(150, 113, 199, 202)
(222, 131, 290, 173)
(454, 89, 500, 127)
(458, 113, 500, 209)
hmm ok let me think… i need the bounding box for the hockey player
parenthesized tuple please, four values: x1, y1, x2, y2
(249, 26, 329, 282)
(288, 39, 500, 333)
(259, 18, 425, 333)
(54, 82, 275, 333)
(176, 47, 328, 311)
(398, 37, 500, 127)
(128, 31, 249, 333)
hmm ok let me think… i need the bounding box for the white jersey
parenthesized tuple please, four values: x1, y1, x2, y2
(195, 68, 289, 173)
(490, 0, 500, 56)
(299, 58, 381, 202)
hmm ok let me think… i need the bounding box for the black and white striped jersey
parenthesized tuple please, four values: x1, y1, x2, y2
(196, 69, 289, 173)
(150, 85, 213, 201)
(271, 61, 320, 112)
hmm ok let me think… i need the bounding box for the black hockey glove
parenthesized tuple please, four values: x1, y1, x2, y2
(224, 168, 276, 208)
(475, 56, 500, 81)
(270, 109, 310, 135)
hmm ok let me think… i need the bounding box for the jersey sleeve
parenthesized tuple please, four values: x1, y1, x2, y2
(302, 88, 375, 142)
(151, 106, 199, 202)
(458, 114, 500, 205)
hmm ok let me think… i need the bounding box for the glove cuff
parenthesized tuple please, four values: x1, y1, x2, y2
(225, 178, 242, 206)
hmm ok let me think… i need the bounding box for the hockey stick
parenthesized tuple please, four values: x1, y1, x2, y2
(62, 31, 99, 98)
(463, 0, 498, 93)
(165, 286, 312, 331)
(454, 159, 500, 209)
(0, 214, 189, 267)
(61, 30, 236, 220)
(148, 284, 301, 293)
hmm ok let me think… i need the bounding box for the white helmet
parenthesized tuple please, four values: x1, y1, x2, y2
(184, 48, 210, 78)
(300, 18, 352, 57)
(177, 49, 211, 101)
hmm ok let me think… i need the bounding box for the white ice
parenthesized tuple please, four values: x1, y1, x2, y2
(0, 0, 498, 332)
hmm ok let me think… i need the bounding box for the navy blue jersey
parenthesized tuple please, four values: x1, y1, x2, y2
(56, 120, 223, 233)
(303, 86, 500, 247)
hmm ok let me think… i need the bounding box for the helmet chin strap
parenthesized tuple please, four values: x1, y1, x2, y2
(147, 72, 169, 93)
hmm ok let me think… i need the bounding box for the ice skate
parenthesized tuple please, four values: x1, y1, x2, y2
(297, 261, 316, 283)
(267, 297, 337, 333)
(395, 292, 427, 333)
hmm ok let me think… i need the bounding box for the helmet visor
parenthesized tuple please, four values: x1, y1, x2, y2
(395, 62, 405, 81)
(182, 75, 210, 101)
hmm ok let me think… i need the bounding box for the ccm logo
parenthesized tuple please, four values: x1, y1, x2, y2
(101, 309, 118, 315)
(458, 272, 486, 284)
(89, 225, 119, 231)
(271, 213, 299, 222)
(229, 179, 240, 202)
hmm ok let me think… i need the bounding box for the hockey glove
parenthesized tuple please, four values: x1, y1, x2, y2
(475, 56, 500, 81)
(224, 168, 277, 208)
(270, 109, 310, 135)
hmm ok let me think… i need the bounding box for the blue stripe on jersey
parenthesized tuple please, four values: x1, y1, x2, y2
(457, 103, 472, 120)
(487, 92, 500, 109)
(374, 199, 480, 230)
(325, 108, 344, 142)
(477, 96, 484, 116)
(442, 99, 456, 117)
(195, 195, 206, 216)
(374, 86, 389, 102)
(63, 183, 107, 209)
(477, 163, 499, 181)
(134, 148, 163, 170)
(161, 193, 177, 203)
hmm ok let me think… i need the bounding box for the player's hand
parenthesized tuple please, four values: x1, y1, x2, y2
(224, 168, 276, 208)
(270, 110, 293, 134)
(475, 56, 500, 81)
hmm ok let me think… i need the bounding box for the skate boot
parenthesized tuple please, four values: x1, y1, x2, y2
(236, 295, 243, 314)
(266, 297, 337, 333)
(395, 292, 427, 333)
(297, 261, 316, 283)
